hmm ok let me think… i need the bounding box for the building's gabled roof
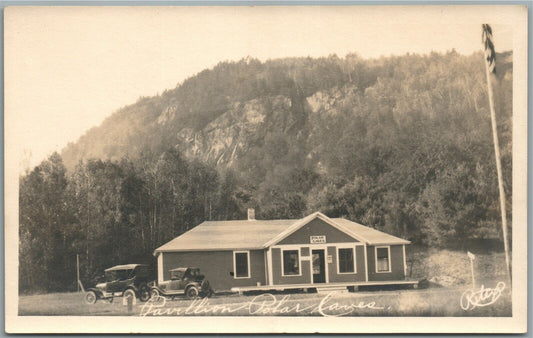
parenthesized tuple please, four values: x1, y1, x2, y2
(331, 218, 411, 245)
(154, 212, 410, 254)
(262, 211, 368, 247)
(154, 219, 296, 253)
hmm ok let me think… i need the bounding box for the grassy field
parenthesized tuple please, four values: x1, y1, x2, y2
(19, 248, 510, 317)
(407, 247, 508, 286)
(19, 284, 511, 317)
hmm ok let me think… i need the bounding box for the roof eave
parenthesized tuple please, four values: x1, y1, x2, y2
(154, 247, 265, 254)
(368, 240, 411, 246)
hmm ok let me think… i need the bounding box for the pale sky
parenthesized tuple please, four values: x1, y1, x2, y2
(5, 6, 517, 170)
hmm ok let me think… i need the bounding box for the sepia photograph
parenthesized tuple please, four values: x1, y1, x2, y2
(4, 4, 528, 334)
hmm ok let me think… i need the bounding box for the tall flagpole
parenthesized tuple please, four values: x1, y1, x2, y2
(482, 24, 511, 284)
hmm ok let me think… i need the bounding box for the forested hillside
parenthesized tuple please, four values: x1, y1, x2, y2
(20, 50, 512, 293)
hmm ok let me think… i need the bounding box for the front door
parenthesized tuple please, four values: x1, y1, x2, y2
(312, 249, 326, 283)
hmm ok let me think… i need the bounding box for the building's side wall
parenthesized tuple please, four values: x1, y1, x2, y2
(326, 245, 366, 283)
(278, 218, 359, 245)
(366, 245, 405, 281)
(271, 247, 311, 285)
(161, 250, 266, 292)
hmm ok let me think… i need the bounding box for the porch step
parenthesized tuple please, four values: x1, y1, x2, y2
(315, 286, 349, 294)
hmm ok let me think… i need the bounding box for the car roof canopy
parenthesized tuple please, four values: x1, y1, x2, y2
(169, 267, 198, 272)
(105, 264, 147, 272)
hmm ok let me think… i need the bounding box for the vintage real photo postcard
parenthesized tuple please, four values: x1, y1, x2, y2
(4, 5, 528, 334)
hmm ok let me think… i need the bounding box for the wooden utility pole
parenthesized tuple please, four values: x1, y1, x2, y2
(482, 24, 511, 284)
(77, 254, 80, 292)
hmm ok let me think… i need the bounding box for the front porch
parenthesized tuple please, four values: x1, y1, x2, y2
(230, 279, 419, 293)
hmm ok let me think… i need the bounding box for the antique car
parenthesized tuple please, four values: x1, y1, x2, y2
(84, 264, 152, 304)
(149, 267, 213, 299)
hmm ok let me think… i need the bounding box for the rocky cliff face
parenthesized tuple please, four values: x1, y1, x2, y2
(62, 88, 341, 171)
(164, 92, 321, 167)
(157, 85, 351, 170)
(175, 96, 285, 165)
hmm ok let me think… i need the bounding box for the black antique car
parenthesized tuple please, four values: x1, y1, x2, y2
(149, 267, 213, 299)
(84, 264, 152, 304)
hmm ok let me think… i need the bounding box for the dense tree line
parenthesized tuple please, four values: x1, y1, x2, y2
(21, 50, 512, 293)
(19, 150, 243, 293)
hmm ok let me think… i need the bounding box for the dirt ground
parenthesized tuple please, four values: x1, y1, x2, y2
(18, 282, 511, 317)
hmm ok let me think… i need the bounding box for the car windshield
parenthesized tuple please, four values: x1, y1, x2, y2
(105, 269, 132, 282)
(134, 265, 150, 278)
(170, 270, 184, 280)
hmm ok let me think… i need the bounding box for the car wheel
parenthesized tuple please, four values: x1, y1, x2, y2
(84, 291, 97, 305)
(201, 288, 214, 298)
(150, 288, 160, 299)
(185, 286, 199, 300)
(123, 289, 136, 302)
(139, 285, 150, 302)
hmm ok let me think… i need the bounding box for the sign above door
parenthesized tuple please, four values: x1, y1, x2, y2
(310, 235, 326, 244)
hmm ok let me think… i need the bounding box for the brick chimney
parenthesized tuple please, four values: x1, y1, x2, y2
(247, 208, 255, 221)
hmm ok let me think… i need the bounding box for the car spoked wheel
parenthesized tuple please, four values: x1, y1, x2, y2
(84, 291, 97, 305)
(150, 288, 160, 299)
(139, 285, 150, 302)
(123, 289, 136, 302)
(200, 280, 212, 298)
(185, 286, 199, 300)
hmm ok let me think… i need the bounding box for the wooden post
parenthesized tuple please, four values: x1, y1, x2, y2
(78, 279, 85, 293)
(127, 294, 133, 313)
(468, 253, 476, 289)
(77, 254, 80, 292)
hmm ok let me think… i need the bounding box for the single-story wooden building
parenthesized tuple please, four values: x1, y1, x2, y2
(154, 211, 415, 292)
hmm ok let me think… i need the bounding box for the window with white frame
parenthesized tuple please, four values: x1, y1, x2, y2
(338, 247, 356, 273)
(282, 249, 300, 276)
(233, 251, 250, 278)
(376, 246, 391, 272)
